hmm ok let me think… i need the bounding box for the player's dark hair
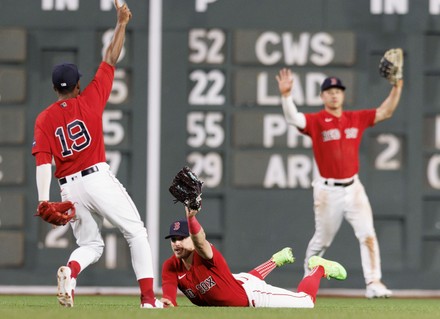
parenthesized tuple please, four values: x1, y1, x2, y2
(54, 84, 77, 95)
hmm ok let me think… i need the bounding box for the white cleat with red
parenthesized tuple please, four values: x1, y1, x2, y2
(57, 266, 76, 307)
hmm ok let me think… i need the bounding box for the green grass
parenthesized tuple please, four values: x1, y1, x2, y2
(0, 295, 439, 319)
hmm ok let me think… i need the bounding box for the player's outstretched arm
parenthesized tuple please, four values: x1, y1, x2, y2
(104, 0, 132, 66)
(276, 68, 306, 129)
(374, 79, 403, 124)
(161, 262, 178, 307)
(185, 207, 213, 260)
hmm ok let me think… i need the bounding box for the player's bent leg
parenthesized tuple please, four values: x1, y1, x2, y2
(248, 247, 295, 280)
(359, 235, 384, 279)
(69, 203, 105, 269)
(357, 233, 392, 298)
(125, 231, 158, 306)
(346, 181, 390, 297)
(305, 184, 346, 275)
(69, 245, 104, 271)
(296, 265, 326, 302)
(235, 272, 314, 308)
(92, 167, 158, 306)
(125, 230, 154, 279)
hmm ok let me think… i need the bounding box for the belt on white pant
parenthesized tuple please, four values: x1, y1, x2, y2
(323, 179, 354, 187)
(59, 166, 99, 185)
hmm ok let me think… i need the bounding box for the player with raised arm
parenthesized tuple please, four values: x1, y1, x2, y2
(160, 167, 347, 308)
(275, 49, 404, 298)
(32, 0, 162, 308)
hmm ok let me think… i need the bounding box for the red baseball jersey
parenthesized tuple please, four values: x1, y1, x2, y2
(32, 62, 114, 178)
(301, 109, 376, 179)
(161, 245, 248, 307)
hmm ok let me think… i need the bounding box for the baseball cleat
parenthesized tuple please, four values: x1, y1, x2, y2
(140, 299, 164, 309)
(271, 247, 295, 267)
(365, 281, 392, 299)
(57, 266, 76, 307)
(308, 256, 347, 280)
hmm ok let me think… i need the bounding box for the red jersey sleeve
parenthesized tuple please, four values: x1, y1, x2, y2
(197, 244, 221, 268)
(356, 109, 376, 129)
(32, 111, 51, 156)
(301, 112, 318, 136)
(80, 61, 115, 114)
(35, 152, 52, 165)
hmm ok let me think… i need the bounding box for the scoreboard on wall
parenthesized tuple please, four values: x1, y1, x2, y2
(1, 0, 440, 290)
(163, 0, 440, 289)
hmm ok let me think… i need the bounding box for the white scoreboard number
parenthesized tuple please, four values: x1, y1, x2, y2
(187, 29, 226, 189)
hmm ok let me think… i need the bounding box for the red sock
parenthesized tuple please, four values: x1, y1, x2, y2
(67, 261, 81, 279)
(248, 259, 277, 280)
(138, 278, 155, 304)
(296, 265, 325, 303)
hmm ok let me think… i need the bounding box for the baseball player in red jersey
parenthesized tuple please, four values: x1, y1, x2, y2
(276, 68, 403, 298)
(31, 0, 162, 309)
(160, 206, 347, 308)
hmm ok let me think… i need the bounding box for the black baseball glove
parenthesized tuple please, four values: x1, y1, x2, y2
(379, 48, 403, 85)
(169, 166, 203, 210)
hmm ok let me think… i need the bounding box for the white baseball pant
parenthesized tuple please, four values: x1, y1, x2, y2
(304, 175, 382, 284)
(59, 162, 154, 280)
(233, 273, 314, 308)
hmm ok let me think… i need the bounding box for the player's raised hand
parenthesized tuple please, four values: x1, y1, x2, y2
(104, 0, 131, 65)
(185, 206, 199, 218)
(276, 68, 294, 97)
(115, 0, 132, 24)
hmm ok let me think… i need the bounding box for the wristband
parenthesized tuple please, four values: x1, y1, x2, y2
(187, 216, 202, 235)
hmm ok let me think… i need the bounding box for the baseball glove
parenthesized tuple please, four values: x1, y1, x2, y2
(379, 48, 403, 85)
(169, 166, 203, 211)
(35, 201, 76, 226)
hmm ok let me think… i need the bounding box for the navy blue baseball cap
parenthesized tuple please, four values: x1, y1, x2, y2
(165, 220, 189, 239)
(52, 63, 82, 89)
(321, 77, 346, 92)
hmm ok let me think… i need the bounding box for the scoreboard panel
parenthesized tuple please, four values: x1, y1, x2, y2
(159, 0, 440, 290)
(0, 0, 439, 291)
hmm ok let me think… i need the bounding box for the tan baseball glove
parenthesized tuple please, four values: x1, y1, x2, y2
(379, 48, 403, 85)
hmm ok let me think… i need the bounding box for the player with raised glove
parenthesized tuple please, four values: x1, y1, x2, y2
(276, 56, 403, 298)
(31, 0, 163, 309)
(379, 48, 403, 85)
(169, 166, 203, 211)
(35, 201, 76, 226)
